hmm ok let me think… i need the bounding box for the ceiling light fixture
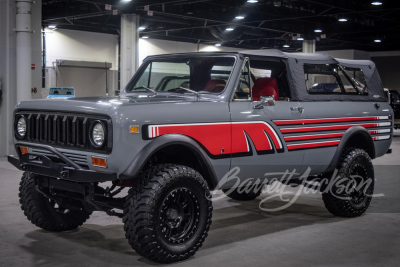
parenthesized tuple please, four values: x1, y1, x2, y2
(297, 37, 304, 41)
(48, 25, 56, 29)
(283, 44, 290, 48)
(247, 0, 258, 3)
(235, 15, 245, 19)
(142, 36, 149, 39)
(215, 43, 222, 47)
(138, 26, 146, 31)
(374, 39, 382, 42)
(314, 29, 322, 33)
(338, 18, 348, 22)
(226, 28, 234, 31)
(371, 2, 382, 5)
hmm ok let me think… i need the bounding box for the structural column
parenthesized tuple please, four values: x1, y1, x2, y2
(302, 39, 316, 53)
(0, 0, 17, 156)
(16, 0, 33, 102)
(120, 14, 139, 90)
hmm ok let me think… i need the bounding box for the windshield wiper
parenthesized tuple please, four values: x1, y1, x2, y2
(133, 86, 157, 95)
(178, 86, 199, 97)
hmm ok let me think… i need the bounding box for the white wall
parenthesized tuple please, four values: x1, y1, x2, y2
(46, 29, 119, 70)
(45, 30, 400, 92)
(138, 38, 242, 65)
(370, 50, 400, 57)
(317, 49, 371, 60)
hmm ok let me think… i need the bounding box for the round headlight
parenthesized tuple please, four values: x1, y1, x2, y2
(92, 122, 105, 147)
(17, 117, 27, 137)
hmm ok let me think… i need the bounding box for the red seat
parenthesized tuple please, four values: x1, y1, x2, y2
(252, 78, 279, 101)
(203, 79, 226, 92)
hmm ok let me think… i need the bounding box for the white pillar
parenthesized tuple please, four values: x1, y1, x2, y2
(302, 39, 316, 53)
(16, 0, 32, 103)
(120, 14, 139, 90)
(0, 0, 17, 156)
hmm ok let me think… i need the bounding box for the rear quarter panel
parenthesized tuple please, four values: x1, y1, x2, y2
(298, 101, 393, 175)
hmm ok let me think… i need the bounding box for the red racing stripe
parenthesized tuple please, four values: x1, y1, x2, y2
(287, 140, 340, 150)
(156, 123, 232, 155)
(274, 116, 389, 126)
(284, 132, 344, 142)
(150, 121, 282, 155)
(280, 123, 389, 133)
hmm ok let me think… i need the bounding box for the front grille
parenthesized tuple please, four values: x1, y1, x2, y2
(16, 111, 112, 154)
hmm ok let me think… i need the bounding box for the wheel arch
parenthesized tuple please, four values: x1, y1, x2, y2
(324, 126, 375, 174)
(119, 134, 219, 190)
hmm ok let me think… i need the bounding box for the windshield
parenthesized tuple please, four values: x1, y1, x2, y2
(126, 56, 236, 94)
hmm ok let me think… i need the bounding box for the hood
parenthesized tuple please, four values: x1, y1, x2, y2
(16, 93, 197, 115)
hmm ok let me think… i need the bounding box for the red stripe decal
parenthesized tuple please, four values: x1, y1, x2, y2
(274, 116, 388, 126)
(151, 121, 282, 155)
(287, 140, 340, 150)
(284, 133, 344, 142)
(281, 123, 381, 133)
(157, 123, 232, 155)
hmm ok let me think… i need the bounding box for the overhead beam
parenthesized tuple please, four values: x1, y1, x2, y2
(43, 11, 113, 21)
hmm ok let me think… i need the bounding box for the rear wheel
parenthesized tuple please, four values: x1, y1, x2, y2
(19, 172, 91, 231)
(123, 164, 212, 263)
(322, 148, 374, 217)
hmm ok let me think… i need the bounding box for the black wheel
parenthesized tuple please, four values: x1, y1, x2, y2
(19, 172, 92, 231)
(222, 186, 262, 201)
(123, 164, 213, 263)
(322, 148, 374, 217)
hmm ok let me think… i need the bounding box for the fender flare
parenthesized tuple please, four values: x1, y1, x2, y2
(119, 134, 219, 189)
(324, 126, 375, 174)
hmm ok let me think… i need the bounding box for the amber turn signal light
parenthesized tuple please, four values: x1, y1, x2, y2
(20, 147, 29, 155)
(130, 125, 139, 134)
(92, 157, 107, 168)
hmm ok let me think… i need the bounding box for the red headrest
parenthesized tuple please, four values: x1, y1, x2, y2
(252, 78, 279, 101)
(203, 79, 226, 92)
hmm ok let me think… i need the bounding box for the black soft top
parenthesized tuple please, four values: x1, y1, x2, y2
(240, 49, 385, 102)
(144, 49, 386, 102)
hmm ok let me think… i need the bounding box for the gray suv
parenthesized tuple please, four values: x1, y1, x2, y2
(8, 49, 393, 263)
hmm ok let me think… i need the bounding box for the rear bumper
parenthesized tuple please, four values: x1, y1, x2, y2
(8, 142, 117, 182)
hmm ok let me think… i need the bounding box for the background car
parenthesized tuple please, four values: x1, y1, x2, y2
(47, 87, 75, 99)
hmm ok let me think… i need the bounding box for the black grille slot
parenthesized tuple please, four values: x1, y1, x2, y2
(16, 111, 112, 154)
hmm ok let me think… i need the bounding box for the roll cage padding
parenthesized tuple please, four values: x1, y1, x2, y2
(119, 134, 219, 189)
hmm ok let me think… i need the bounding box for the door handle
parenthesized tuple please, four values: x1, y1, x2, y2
(290, 107, 304, 113)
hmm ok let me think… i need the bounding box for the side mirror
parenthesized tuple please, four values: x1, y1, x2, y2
(253, 95, 275, 109)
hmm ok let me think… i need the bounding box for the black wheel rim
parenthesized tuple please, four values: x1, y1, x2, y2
(158, 187, 200, 244)
(349, 164, 370, 205)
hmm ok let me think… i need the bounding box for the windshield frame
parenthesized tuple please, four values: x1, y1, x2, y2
(123, 54, 238, 96)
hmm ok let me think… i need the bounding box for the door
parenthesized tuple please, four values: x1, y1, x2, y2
(229, 58, 305, 187)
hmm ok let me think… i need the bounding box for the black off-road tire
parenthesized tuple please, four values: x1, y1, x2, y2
(322, 148, 375, 217)
(123, 164, 213, 263)
(222, 187, 262, 201)
(19, 172, 92, 231)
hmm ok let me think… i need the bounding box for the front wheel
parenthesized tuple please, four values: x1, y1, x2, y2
(322, 148, 375, 217)
(123, 164, 213, 263)
(19, 172, 92, 231)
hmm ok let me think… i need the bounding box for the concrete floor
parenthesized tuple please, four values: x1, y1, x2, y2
(1, 132, 399, 267)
